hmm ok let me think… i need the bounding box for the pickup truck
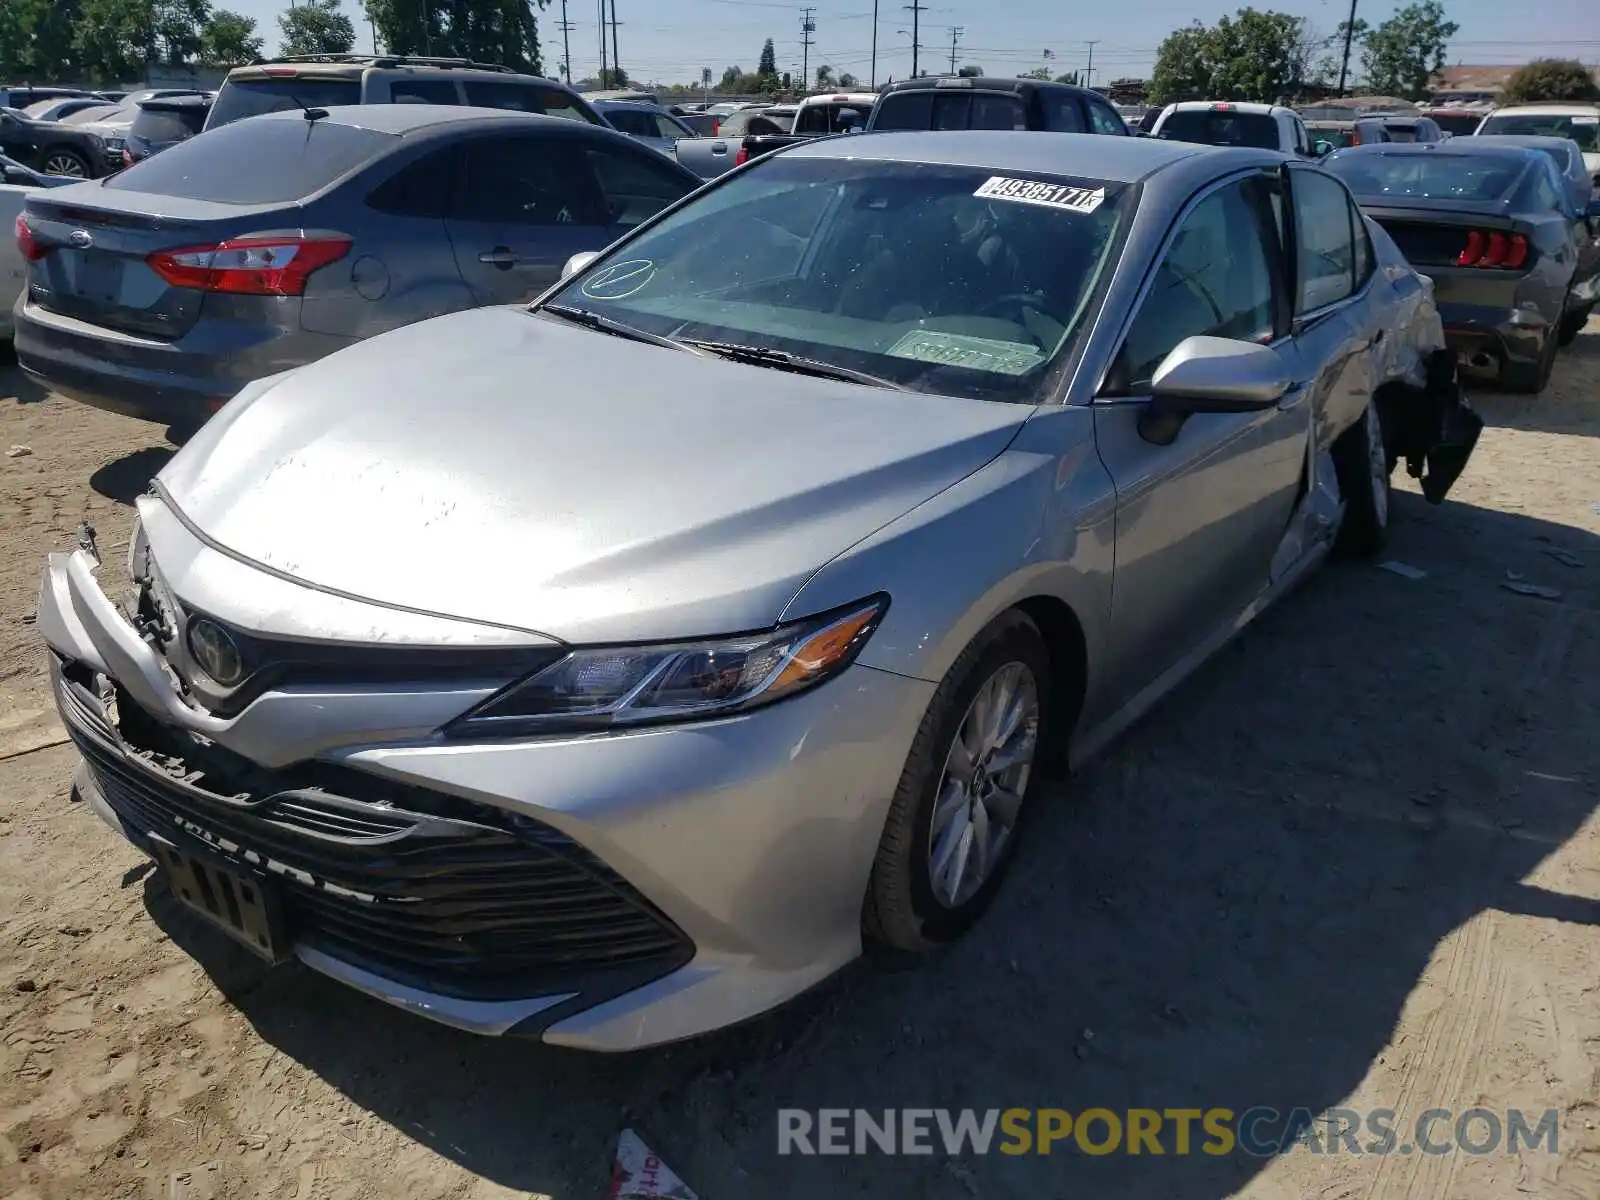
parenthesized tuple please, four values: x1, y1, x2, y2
(674, 95, 876, 179)
(0, 155, 75, 339)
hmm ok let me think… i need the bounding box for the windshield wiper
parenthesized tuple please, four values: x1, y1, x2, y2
(540, 303, 701, 354)
(681, 340, 907, 390)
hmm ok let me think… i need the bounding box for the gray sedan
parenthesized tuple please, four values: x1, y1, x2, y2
(37, 132, 1476, 1048)
(14, 104, 700, 429)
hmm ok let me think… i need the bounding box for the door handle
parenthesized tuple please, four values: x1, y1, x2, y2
(478, 247, 520, 269)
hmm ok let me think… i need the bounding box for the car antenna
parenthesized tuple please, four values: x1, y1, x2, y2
(286, 92, 329, 121)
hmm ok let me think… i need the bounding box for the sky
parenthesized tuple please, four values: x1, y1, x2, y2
(230, 0, 1596, 90)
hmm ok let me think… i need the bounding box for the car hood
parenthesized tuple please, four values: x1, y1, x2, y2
(157, 307, 1031, 644)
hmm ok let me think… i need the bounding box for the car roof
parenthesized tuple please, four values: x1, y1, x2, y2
(1463, 133, 1578, 150)
(799, 92, 877, 105)
(138, 95, 212, 110)
(879, 76, 1094, 95)
(1486, 103, 1600, 116)
(1330, 140, 1538, 163)
(593, 99, 664, 113)
(1166, 101, 1286, 116)
(250, 104, 570, 135)
(785, 129, 1224, 182)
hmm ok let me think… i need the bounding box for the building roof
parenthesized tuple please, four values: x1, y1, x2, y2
(1429, 64, 1600, 97)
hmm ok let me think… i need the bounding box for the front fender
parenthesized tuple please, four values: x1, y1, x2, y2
(780, 405, 1116, 703)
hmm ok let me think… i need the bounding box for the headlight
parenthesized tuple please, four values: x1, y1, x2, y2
(102, 137, 124, 152)
(446, 595, 887, 737)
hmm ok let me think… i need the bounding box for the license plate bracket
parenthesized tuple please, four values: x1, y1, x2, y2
(69, 252, 124, 304)
(150, 836, 290, 964)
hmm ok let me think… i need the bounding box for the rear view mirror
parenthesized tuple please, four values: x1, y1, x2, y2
(561, 250, 601, 280)
(1139, 335, 1289, 444)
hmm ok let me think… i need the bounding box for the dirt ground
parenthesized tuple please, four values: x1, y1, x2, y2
(2, 326, 1598, 1200)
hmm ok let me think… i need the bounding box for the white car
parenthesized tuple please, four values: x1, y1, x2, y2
(1474, 104, 1600, 196)
(791, 91, 879, 134)
(1151, 101, 1320, 157)
(0, 155, 76, 339)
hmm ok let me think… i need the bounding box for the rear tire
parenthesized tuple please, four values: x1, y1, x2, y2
(864, 612, 1054, 952)
(40, 148, 91, 178)
(1557, 304, 1591, 348)
(1333, 399, 1391, 558)
(1501, 329, 1558, 394)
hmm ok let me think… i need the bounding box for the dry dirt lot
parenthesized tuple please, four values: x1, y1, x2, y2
(2, 329, 1599, 1200)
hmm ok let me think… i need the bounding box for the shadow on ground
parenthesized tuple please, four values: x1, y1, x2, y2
(89, 447, 174, 504)
(1465, 324, 1600, 439)
(0, 355, 49, 404)
(145, 492, 1600, 1199)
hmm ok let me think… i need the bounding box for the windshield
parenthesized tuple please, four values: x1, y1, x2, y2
(1324, 150, 1525, 201)
(1159, 109, 1279, 148)
(207, 78, 361, 130)
(1427, 112, 1481, 137)
(1478, 113, 1598, 152)
(544, 156, 1131, 404)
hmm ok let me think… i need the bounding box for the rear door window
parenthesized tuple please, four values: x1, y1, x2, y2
(463, 81, 601, 124)
(106, 117, 395, 203)
(366, 147, 456, 218)
(452, 136, 606, 226)
(603, 109, 654, 137)
(1292, 169, 1358, 312)
(970, 93, 1026, 130)
(1041, 92, 1087, 133)
(1159, 109, 1280, 149)
(131, 106, 206, 141)
(1086, 98, 1126, 135)
(206, 77, 361, 129)
(390, 78, 461, 105)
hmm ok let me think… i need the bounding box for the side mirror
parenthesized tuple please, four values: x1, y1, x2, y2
(1314, 139, 1333, 157)
(1138, 335, 1289, 444)
(561, 250, 601, 280)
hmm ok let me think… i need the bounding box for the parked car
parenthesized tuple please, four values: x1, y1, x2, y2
(0, 106, 110, 177)
(592, 98, 698, 155)
(1151, 101, 1317, 156)
(1325, 141, 1600, 390)
(205, 54, 607, 132)
(1421, 108, 1485, 138)
(35, 131, 1476, 1047)
(1, 155, 76, 339)
(868, 76, 1131, 135)
(23, 97, 120, 123)
(672, 111, 720, 136)
(1304, 117, 1395, 152)
(0, 86, 101, 110)
(698, 92, 881, 175)
(119, 93, 213, 168)
(63, 89, 212, 168)
(14, 104, 700, 429)
(1378, 115, 1444, 143)
(1458, 133, 1595, 214)
(672, 104, 798, 179)
(1473, 104, 1600, 195)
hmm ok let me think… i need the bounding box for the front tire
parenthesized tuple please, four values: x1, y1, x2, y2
(864, 612, 1053, 952)
(1333, 399, 1391, 558)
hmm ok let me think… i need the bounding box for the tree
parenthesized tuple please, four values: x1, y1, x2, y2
(1053, 70, 1080, 86)
(837, 71, 857, 87)
(152, 0, 209, 65)
(957, 63, 983, 78)
(363, 0, 542, 71)
(1501, 58, 1599, 104)
(815, 64, 833, 88)
(758, 38, 777, 79)
(1359, 1, 1458, 100)
(201, 9, 262, 65)
(1146, 8, 1317, 104)
(0, 0, 84, 80)
(74, 0, 154, 82)
(781, 71, 793, 90)
(1148, 23, 1212, 104)
(1021, 66, 1052, 81)
(283, 0, 357, 56)
(598, 66, 628, 87)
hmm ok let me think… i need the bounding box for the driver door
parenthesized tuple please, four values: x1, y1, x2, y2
(1092, 172, 1310, 713)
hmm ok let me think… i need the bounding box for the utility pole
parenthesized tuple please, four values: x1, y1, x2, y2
(597, 0, 607, 84)
(1084, 40, 1099, 88)
(1337, 0, 1359, 97)
(800, 8, 815, 91)
(870, 0, 879, 89)
(609, 0, 622, 84)
(902, 0, 925, 78)
(557, 0, 574, 82)
(948, 26, 963, 75)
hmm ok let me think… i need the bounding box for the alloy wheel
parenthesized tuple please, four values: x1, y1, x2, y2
(42, 153, 86, 177)
(926, 661, 1040, 908)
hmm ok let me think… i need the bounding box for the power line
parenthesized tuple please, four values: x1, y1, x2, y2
(948, 25, 963, 74)
(902, 0, 926, 77)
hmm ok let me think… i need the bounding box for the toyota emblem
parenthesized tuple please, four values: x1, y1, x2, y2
(186, 617, 245, 687)
(68, 229, 93, 249)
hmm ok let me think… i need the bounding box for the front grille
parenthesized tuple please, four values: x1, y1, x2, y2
(54, 662, 693, 1001)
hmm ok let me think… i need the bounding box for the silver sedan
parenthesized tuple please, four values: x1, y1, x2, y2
(37, 132, 1479, 1049)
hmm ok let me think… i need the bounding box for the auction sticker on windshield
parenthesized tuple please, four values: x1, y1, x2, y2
(974, 176, 1106, 214)
(886, 330, 1045, 376)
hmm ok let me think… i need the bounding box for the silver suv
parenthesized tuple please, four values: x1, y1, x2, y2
(15, 105, 699, 429)
(204, 53, 607, 132)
